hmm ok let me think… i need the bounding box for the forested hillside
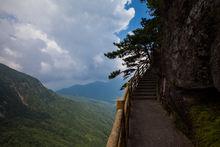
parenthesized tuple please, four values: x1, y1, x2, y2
(0, 63, 114, 147)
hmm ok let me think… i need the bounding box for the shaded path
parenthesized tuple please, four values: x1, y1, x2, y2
(128, 100, 193, 147)
(127, 73, 193, 147)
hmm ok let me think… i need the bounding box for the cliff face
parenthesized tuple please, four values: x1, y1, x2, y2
(161, 0, 220, 91)
(157, 0, 220, 145)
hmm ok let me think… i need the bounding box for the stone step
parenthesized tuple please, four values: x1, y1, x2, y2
(141, 77, 157, 80)
(133, 90, 156, 93)
(142, 77, 157, 80)
(140, 78, 157, 81)
(132, 96, 157, 100)
(139, 80, 157, 82)
(137, 88, 156, 91)
(132, 91, 157, 95)
(139, 84, 157, 86)
(138, 83, 157, 86)
(139, 82, 157, 84)
(138, 86, 156, 89)
(138, 84, 156, 86)
(142, 74, 156, 77)
(138, 83, 156, 85)
(133, 91, 156, 95)
(134, 89, 156, 92)
(137, 86, 156, 88)
(133, 93, 156, 97)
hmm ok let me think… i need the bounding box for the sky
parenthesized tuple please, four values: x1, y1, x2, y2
(0, 0, 148, 90)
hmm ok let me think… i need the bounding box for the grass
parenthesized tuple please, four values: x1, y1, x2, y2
(168, 89, 220, 147)
(189, 104, 220, 147)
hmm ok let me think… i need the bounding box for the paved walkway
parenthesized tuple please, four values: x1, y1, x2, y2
(127, 99, 193, 147)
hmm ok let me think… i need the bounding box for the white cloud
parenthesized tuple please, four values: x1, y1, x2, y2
(0, 0, 135, 89)
(128, 31, 134, 35)
(14, 23, 76, 71)
(0, 56, 22, 70)
(40, 62, 52, 74)
(93, 53, 104, 67)
(3, 47, 21, 58)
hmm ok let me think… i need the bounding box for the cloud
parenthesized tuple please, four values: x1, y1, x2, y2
(93, 53, 105, 67)
(0, 0, 135, 89)
(14, 23, 76, 72)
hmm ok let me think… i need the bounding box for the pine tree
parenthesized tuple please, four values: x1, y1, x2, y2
(104, 0, 161, 80)
(105, 18, 160, 79)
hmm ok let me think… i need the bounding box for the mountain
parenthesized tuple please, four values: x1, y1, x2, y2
(0, 63, 114, 147)
(57, 79, 124, 102)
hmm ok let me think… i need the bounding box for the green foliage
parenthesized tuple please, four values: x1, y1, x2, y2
(120, 82, 128, 90)
(0, 63, 114, 147)
(108, 70, 121, 79)
(104, 1, 161, 80)
(0, 96, 114, 147)
(105, 18, 159, 79)
(140, 0, 162, 17)
(189, 104, 220, 147)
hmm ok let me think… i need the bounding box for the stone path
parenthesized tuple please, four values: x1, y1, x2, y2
(127, 99, 193, 147)
(127, 73, 193, 147)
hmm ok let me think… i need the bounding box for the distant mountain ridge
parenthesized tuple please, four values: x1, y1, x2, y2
(0, 63, 113, 146)
(57, 79, 124, 102)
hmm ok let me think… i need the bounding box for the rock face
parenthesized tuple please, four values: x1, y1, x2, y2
(155, 0, 220, 138)
(161, 0, 220, 91)
(211, 18, 220, 91)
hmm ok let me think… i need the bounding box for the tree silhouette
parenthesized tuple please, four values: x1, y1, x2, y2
(105, 18, 160, 79)
(105, 0, 161, 80)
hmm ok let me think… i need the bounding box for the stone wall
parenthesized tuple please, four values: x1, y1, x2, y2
(161, 0, 220, 91)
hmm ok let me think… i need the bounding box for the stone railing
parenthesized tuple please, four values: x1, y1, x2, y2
(106, 62, 149, 147)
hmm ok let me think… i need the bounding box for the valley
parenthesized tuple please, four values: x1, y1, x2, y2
(0, 63, 114, 147)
